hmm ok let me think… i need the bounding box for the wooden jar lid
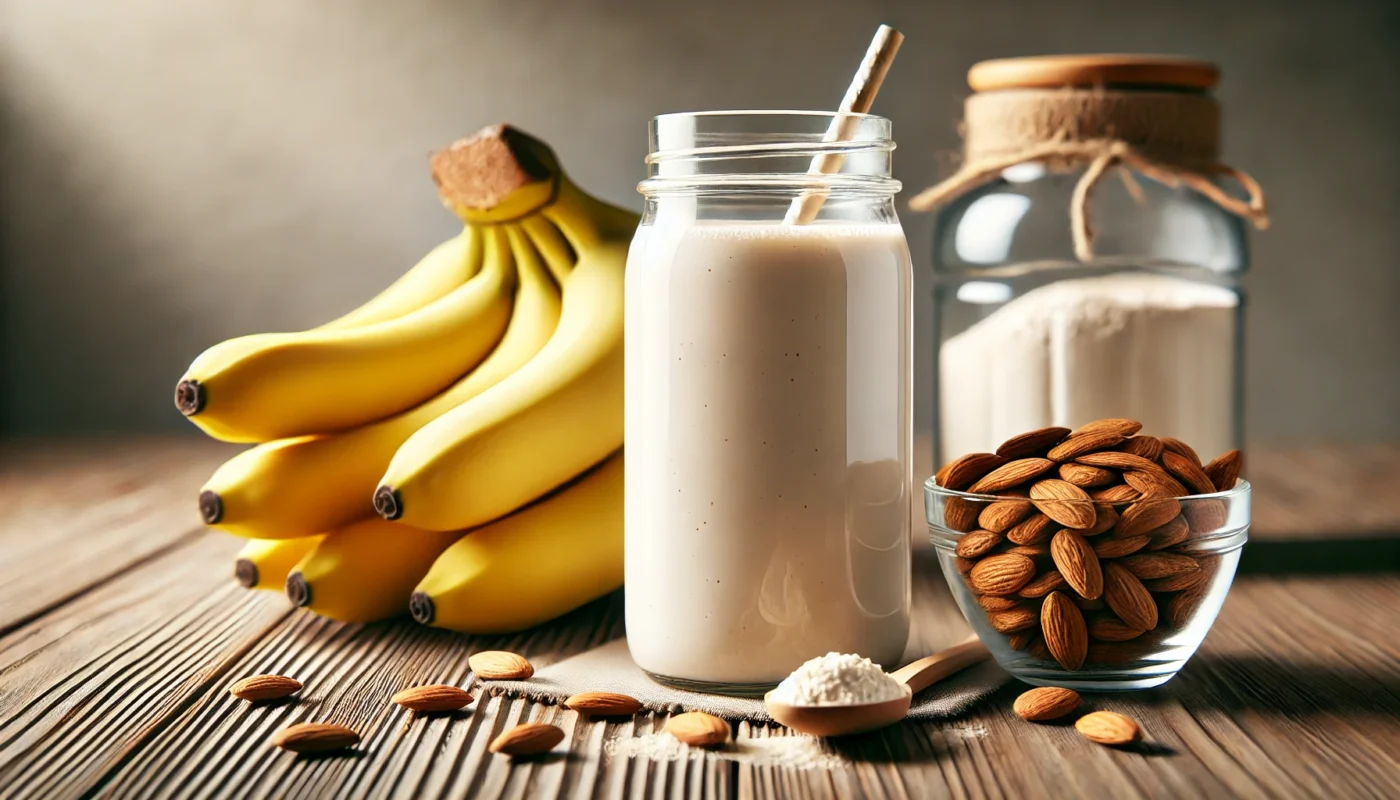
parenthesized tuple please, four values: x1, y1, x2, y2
(967, 54, 1219, 92)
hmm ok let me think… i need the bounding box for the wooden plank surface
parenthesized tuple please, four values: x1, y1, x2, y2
(2, 438, 1400, 799)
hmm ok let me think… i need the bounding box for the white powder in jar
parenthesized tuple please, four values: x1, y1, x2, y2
(768, 652, 905, 706)
(939, 272, 1238, 462)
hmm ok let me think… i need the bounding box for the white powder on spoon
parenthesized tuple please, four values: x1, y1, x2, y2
(768, 652, 905, 706)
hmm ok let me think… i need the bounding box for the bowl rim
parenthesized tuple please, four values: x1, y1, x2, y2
(923, 476, 1252, 503)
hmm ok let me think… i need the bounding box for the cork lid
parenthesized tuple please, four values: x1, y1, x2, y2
(967, 54, 1219, 92)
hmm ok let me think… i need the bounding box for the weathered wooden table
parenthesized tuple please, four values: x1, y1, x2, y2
(3, 438, 1399, 799)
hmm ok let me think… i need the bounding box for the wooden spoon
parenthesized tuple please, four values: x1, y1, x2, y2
(764, 637, 991, 737)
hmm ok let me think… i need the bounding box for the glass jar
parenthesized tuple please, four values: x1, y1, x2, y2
(919, 56, 1266, 467)
(625, 111, 913, 695)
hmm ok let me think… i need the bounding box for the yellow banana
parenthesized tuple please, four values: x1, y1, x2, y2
(174, 227, 514, 443)
(410, 451, 623, 633)
(285, 518, 462, 623)
(197, 224, 561, 539)
(233, 536, 324, 591)
(375, 170, 631, 531)
(318, 228, 480, 330)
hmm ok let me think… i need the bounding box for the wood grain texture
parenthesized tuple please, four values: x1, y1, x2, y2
(2, 439, 1399, 799)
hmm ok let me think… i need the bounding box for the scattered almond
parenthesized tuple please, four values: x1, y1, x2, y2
(1103, 563, 1158, 631)
(469, 651, 535, 680)
(270, 722, 359, 753)
(1050, 530, 1103, 600)
(1029, 479, 1097, 529)
(1017, 569, 1068, 599)
(967, 458, 1056, 494)
(936, 452, 1009, 490)
(1069, 418, 1143, 439)
(490, 722, 565, 755)
(968, 554, 1037, 596)
(1093, 535, 1149, 559)
(1159, 437, 1201, 466)
(979, 499, 1034, 533)
(956, 529, 1004, 559)
(1119, 553, 1200, 580)
(1006, 513, 1060, 545)
(1162, 451, 1217, 495)
(565, 691, 643, 717)
(1117, 435, 1164, 461)
(996, 427, 1071, 459)
(1075, 711, 1142, 746)
(229, 674, 302, 702)
(1204, 449, 1243, 492)
(665, 711, 729, 747)
(1116, 497, 1182, 538)
(1058, 462, 1118, 488)
(1013, 686, 1081, 721)
(989, 607, 1040, 633)
(391, 684, 473, 712)
(1047, 431, 1126, 462)
(1040, 592, 1088, 670)
(1089, 616, 1146, 641)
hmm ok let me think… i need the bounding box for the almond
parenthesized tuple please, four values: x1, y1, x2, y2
(1013, 686, 1082, 721)
(1117, 435, 1164, 462)
(1028, 635, 1053, 661)
(968, 554, 1037, 596)
(1076, 711, 1141, 746)
(967, 458, 1056, 494)
(953, 556, 975, 574)
(270, 722, 359, 753)
(1116, 497, 1182, 537)
(1076, 597, 1106, 612)
(1090, 484, 1141, 504)
(1184, 498, 1229, 533)
(229, 674, 302, 702)
(943, 497, 982, 532)
(1050, 530, 1102, 599)
(1093, 535, 1149, 559)
(490, 722, 565, 755)
(1123, 469, 1189, 498)
(955, 529, 1004, 559)
(1005, 544, 1050, 557)
(978, 594, 1024, 612)
(665, 711, 729, 747)
(1119, 553, 1200, 580)
(469, 651, 535, 680)
(1166, 585, 1208, 628)
(996, 427, 1072, 459)
(391, 684, 473, 712)
(1077, 451, 1168, 476)
(936, 452, 1009, 490)
(1204, 449, 1243, 492)
(1160, 437, 1202, 466)
(979, 499, 1034, 533)
(1069, 418, 1143, 439)
(1006, 513, 1061, 545)
(1089, 616, 1146, 641)
(989, 607, 1040, 633)
(1007, 630, 1037, 650)
(1162, 451, 1217, 496)
(1047, 431, 1127, 462)
(565, 691, 643, 717)
(1146, 570, 1208, 592)
(1018, 569, 1068, 599)
(1058, 462, 1118, 488)
(1146, 515, 1191, 550)
(1103, 563, 1157, 630)
(1040, 591, 1088, 670)
(1029, 479, 1097, 529)
(1082, 505, 1119, 536)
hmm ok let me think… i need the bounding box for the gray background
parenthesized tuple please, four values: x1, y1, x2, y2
(2, 0, 1397, 440)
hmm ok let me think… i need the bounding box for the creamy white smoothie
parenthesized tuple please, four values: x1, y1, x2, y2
(625, 220, 912, 689)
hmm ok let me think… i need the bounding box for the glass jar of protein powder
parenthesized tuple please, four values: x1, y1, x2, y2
(911, 55, 1267, 466)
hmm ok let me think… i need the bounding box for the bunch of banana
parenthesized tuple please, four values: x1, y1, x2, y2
(181, 125, 632, 630)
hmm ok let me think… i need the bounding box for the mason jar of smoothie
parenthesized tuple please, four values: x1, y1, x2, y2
(625, 111, 912, 694)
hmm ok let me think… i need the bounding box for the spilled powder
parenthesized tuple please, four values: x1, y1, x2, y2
(605, 733, 849, 770)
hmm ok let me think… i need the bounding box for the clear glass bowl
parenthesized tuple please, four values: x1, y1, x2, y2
(925, 478, 1249, 691)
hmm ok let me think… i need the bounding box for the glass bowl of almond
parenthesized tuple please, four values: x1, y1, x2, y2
(924, 419, 1249, 691)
